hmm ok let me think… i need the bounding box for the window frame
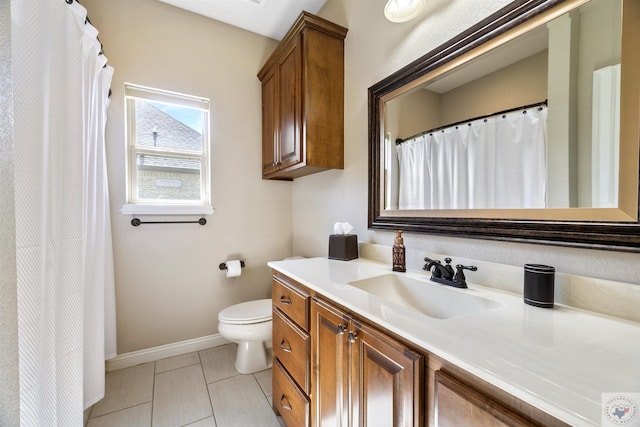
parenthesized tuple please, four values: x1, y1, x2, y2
(121, 83, 214, 215)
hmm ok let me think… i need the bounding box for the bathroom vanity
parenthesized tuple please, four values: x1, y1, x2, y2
(268, 257, 640, 426)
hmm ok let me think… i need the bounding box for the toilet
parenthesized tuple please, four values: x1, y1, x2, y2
(218, 298, 273, 374)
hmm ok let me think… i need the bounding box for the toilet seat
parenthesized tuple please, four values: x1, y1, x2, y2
(218, 299, 272, 325)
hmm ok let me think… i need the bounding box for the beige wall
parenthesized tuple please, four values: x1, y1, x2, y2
(390, 49, 548, 140)
(440, 50, 548, 124)
(83, 0, 290, 353)
(291, 0, 640, 285)
(389, 88, 441, 140)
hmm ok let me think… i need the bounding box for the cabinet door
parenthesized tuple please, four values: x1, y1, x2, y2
(435, 370, 536, 427)
(261, 67, 278, 176)
(311, 298, 349, 427)
(351, 321, 424, 427)
(277, 37, 302, 170)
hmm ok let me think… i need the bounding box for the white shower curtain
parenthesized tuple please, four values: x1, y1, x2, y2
(12, 0, 116, 423)
(397, 107, 547, 210)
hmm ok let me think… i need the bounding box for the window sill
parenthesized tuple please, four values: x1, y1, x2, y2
(120, 204, 215, 216)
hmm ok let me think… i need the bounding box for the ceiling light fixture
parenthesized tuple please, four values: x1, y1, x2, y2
(384, 0, 425, 23)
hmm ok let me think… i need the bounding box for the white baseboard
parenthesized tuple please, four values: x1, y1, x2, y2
(106, 334, 230, 372)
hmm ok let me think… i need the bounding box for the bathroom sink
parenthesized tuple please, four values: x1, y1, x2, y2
(348, 274, 502, 319)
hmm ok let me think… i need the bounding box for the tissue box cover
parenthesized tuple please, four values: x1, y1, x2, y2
(328, 234, 358, 261)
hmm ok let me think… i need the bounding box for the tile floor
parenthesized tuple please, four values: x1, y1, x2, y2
(86, 344, 283, 427)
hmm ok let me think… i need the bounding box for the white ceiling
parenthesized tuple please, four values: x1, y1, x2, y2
(158, 0, 328, 40)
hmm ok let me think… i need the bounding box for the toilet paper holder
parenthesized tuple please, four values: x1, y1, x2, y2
(219, 261, 245, 270)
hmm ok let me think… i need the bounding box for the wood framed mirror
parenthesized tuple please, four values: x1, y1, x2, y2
(368, 0, 640, 251)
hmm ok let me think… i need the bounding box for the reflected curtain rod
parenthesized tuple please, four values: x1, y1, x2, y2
(395, 99, 548, 145)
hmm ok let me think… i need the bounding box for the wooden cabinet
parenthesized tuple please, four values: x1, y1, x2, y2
(271, 270, 565, 427)
(272, 274, 311, 427)
(258, 12, 348, 180)
(427, 362, 568, 427)
(434, 370, 539, 427)
(311, 297, 424, 427)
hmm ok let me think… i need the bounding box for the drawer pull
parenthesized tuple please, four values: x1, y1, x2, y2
(337, 324, 346, 335)
(279, 295, 292, 305)
(348, 331, 358, 343)
(280, 394, 292, 411)
(279, 339, 292, 352)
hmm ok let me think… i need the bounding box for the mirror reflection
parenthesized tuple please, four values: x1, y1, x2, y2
(383, 0, 621, 211)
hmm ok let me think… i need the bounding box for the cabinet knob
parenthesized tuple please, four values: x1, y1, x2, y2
(348, 331, 358, 343)
(337, 324, 346, 335)
(280, 394, 292, 411)
(279, 339, 292, 353)
(279, 295, 292, 305)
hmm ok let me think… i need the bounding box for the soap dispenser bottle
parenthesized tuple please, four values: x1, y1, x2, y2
(392, 230, 406, 272)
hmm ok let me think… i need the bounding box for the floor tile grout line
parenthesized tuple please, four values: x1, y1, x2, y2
(181, 414, 214, 427)
(87, 398, 95, 423)
(155, 361, 202, 376)
(198, 350, 218, 427)
(194, 350, 218, 427)
(154, 350, 204, 375)
(88, 401, 154, 422)
(205, 373, 239, 386)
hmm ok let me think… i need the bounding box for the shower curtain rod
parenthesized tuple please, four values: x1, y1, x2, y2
(63, 0, 111, 93)
(395, 99, 548, 145)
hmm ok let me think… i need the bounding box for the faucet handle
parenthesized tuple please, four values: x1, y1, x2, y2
(453, 264, 478, 288)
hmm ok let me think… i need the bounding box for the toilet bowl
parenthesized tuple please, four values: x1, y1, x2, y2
(218, 298, 273, 374)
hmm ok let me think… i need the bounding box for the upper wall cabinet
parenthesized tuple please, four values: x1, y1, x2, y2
(258, 12, 348, 180)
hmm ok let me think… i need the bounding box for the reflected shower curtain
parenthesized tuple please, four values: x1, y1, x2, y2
(12, 0, 116, 424)
(397, 107, 547, 210)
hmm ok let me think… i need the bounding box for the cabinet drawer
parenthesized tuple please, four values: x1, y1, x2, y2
(272, 276, 309, 330)
(273, 358, 310, 427)
(273, 307, 310, 394)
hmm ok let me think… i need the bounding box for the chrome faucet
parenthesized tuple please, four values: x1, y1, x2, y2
(423, 257, 477, 288)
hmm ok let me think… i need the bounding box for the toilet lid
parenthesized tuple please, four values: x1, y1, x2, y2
(218, 299, 272, 325)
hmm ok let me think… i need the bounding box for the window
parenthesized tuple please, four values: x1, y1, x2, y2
(122, 84, 213, 215)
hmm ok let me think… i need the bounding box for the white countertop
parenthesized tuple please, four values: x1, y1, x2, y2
(268, 257, 640, 426)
